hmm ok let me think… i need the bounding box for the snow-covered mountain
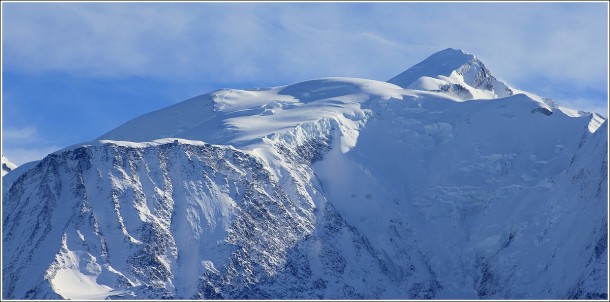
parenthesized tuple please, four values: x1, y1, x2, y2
(1, 156, 17, 177)
(388, 48, 606, 129)
(2, 49, 607, 300)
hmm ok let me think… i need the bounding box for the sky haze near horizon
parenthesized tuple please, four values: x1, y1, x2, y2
(2, 2, 608, 165)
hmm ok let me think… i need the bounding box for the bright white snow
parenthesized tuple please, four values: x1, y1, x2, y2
(48, 234, 124, 300)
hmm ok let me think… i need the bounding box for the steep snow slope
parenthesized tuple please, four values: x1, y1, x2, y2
(313, 92, 606, 298)
(2, 156, 17, 177)
(3, 49, 607, 299)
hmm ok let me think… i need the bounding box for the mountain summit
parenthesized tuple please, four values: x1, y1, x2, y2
(389, 48, 477, 86)
(2, 49, 607, 300)
(389, 48, 513, 100)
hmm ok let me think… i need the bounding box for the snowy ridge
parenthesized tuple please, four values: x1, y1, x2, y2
(2, 48, 607, 299)
(1, 156, 17, 177)
(98, 77, 405, 149)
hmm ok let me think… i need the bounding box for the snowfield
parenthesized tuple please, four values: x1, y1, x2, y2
(2, 48, 607, 299)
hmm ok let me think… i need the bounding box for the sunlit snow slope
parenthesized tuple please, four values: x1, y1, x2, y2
(2, 49, 607, 300)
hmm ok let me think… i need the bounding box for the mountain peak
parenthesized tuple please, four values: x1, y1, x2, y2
(428, 47, 474, 61)
(388, 48, 475, 86)
(388, 48, 513, 100)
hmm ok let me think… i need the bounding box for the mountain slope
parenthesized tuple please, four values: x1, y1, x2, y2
(2, 49, 607, 299)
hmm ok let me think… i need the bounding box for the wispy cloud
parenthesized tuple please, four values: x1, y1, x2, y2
(2, 126, 37, 141)
(5, 3, 605, 86)
(3, 3, 415, 83)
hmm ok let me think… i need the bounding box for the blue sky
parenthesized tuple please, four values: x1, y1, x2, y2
(2, 2, 608, 165)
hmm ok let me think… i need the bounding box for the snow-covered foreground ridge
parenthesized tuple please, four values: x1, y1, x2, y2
(2, 48, 607, 299)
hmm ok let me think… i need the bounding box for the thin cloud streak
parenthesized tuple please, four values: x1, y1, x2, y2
(4, 2, 606, 87)
(2, 127, 37, 140)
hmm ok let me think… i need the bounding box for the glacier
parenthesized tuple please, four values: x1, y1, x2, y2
(2, 48, 607, 299)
